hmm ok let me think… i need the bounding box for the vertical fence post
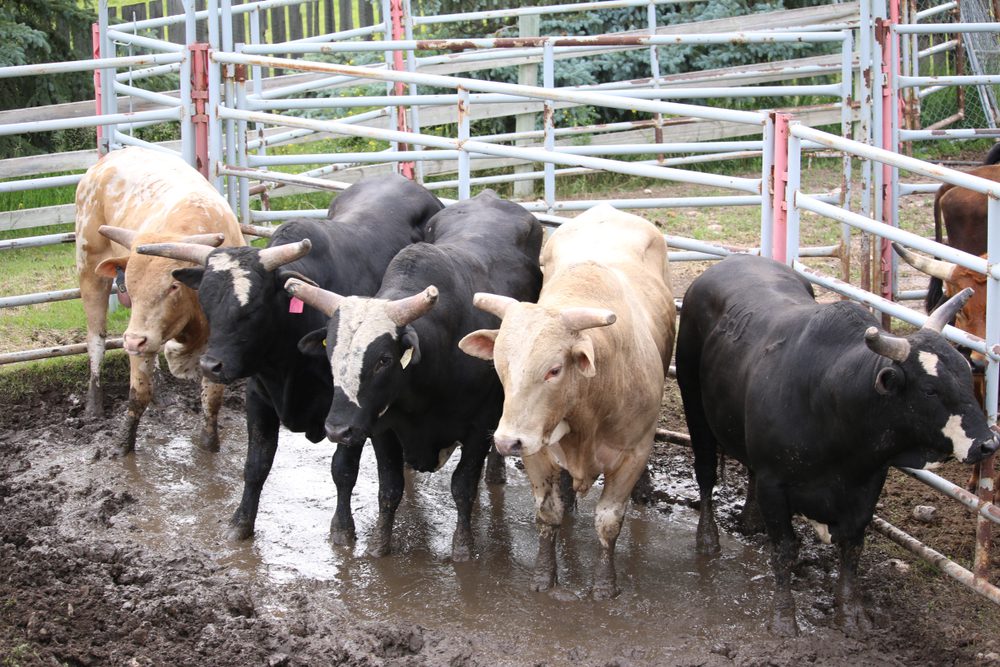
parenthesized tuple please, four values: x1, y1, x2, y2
(390, 0, 413, 179)
(784, 122, 802, 266)
(760, 114, 774, 259)
(207, 0, 224, 192)
(840, 30, 854, 284)
(92, 23, 105, 155)
(179, 0, 195, 165)
(457, 87, 470, 201)
(543, 40, 555, 215)
(976, 196, 1000, 580)
(402, 0, 423, 182)
(770, 111, 791, 264)
(513, 12, 539, 200)
(190, 43, 211, 179)
(859, 0, 874, 294)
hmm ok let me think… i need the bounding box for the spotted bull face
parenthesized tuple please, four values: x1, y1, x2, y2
(459, 301, 613, 458)
(298, 297, 422, 446)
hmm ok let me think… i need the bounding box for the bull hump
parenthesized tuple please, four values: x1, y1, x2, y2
(720, 304, 753, 341)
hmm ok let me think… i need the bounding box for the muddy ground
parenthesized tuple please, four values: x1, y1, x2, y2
(1, 344, 999, 666)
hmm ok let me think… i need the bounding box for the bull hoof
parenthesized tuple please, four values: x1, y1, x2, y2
(738, 506, 766, 536)
(484, 451, 507, 485)
(226, 523, 254, 541)
(366, 539, 391, 558)
(111, 440, 136, 459)
(696, 526, 721, 556)
(531, 570, 556, 593)
(194, 427, 220, 453)
(770, 609, 800, 638)
(837, 604, 873, 637)
(451, 531, 473, 563)
(330, 517, 356, 546)
(84, 403, 103, 421)
(591, 581, 619, 601)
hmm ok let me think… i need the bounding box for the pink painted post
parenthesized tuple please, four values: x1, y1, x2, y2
(771, 112, 791, 263)
(189, 43, 211, 179)
(92, 23, 104, 154)
(390, 0, 414, 179)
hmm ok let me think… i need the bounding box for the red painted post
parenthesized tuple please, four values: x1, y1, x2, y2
(92, 23, 104, 154)
(390, 0, 414, 179)
(189, 43, 211, 179)
(770, 112, 791, 264)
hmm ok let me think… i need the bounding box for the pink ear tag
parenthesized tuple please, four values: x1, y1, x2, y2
(289, 297, 304, 314)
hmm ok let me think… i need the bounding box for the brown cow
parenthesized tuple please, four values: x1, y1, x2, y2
(924, 144, 1000, 313)
(75, 147, 246, 455)
(459, 204, 675, 598)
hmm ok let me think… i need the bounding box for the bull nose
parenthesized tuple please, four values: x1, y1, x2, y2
(982, 434, 1000, 458)
(326, 423, 355, 445)
(123, 333, 147, 354)
(199, 355, 224, 380)
(493, 435, 523, 457)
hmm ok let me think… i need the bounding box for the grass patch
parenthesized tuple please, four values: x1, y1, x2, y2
(0, 350, 128, 405)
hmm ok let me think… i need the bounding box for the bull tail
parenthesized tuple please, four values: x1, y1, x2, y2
(926, 188, 947, 314)
(984, 141, 1000, 165)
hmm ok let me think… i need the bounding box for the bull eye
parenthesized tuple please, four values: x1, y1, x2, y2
(544, 365, 562, 382)
(374, 354, 393, 373)
(923, 384, 938, 398)
(168, 282, 181, 293)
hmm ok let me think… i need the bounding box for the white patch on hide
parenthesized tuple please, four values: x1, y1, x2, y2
(941, 414, 975, 461)
(548, 441, 567, 468)
(807, 519, 832, 544)
(918, 351, 940, 377)
(330, 298, 397, 407)
(208, 253, 251, 307)
(88, 334, 105, 379)
(922, 461, 943, 471)
(164, 340, 202, 381)
(547, 419, 571, 446)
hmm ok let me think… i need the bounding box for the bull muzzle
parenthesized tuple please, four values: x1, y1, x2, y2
(493, 435, 523, 457)
(326, 422, 366, 447)
(966, 431, 1000, 464)
(199, 355, 227, 383)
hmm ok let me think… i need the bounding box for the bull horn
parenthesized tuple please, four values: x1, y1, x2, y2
(240, 223, 274, 238)
(560, 307, 617, 332)
(472, 292, 518, 320)
(259, 239, 312, 271)
(385, 286, 438, 326)
(924, 287, 974, 333)
(865, 326, 911, 362)
(892, 242, 957, 282)
(135, 241, 214, 266)
(179, 232, 226, 247)
(285, 277, 343, 317)
(98, 225, 139, 250)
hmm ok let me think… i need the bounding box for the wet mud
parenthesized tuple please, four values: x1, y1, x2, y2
(2, 366, 1000, 666)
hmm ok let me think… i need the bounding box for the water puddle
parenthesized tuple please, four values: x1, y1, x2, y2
(113, 426, 776, 661)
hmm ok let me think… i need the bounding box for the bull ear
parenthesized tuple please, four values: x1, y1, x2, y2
(95, 256, 128, 279)
(172, 267, 205, 290)
(276, 269, 319, 288)
(401, 325, 421, 367)
(875, 367, 903, 396)
(572, 337, 597, 378)
(458, 329, 499, 360)
(298, 329, 328, 357)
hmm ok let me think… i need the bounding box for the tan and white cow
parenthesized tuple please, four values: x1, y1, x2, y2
(75, 147, 246, 454)
(459, 203, 676, 598)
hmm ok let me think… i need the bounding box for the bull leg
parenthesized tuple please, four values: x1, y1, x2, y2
(629, 465, 654, 506)
(113, 354, 155, 456)
(523, 452, 565, 592)
(367, 431, 404, 558)
(592, 443, 650, 600)
(194, 379, 224, 452)
(738, 468, 766, 535)
(228, 383, 279, 540)
(693, 433, 720, 555)
(559, 468, 577, 515)
(835, 537, 873, 636)
(450, 433, 490, 562)
(757, 480, 800, 637)
(330, 443, 363, 545)
(484, 446, 507, 485)
(80, 271, 112, 420)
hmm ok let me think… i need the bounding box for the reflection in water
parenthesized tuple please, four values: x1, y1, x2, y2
(119, 426, 775, 663)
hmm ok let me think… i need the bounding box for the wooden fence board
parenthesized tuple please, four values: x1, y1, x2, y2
(232, 0, 245, 46)
(148, 0, 165, 41)
(166, 0, 184, 43)
(338, 0, 353, 31)
(359, 0, 374, 30)
(289, 4, 304, 42)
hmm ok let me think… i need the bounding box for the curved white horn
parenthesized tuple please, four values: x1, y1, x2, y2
(924, 287, 974, 333)
(285, 277, 343, 317)
(561, 307, 617, 332)
(385, 286, 438, 326)
(135, 241, 214, 266)
(179, 232, 226, 247)
(98, 225, 139, 250)
(472, 292, 518, 320)
(864, 326, 911, 362)
(240, 223, 274, 238)
(892, 242, 957, 282)
(259, 239, 312, 271)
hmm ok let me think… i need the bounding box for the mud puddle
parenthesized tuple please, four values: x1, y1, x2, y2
(62, 424, 783, 664)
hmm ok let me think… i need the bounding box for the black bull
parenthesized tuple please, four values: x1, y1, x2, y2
(675, 255, 998, 637)
(136, 174, 444, 540)
(288, 190, 544, 562)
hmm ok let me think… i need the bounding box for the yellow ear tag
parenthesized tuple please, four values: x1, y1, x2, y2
(400, 348, 413, 369)
(322, 339, 326, 347)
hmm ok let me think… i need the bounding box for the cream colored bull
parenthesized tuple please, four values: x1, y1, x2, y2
(75, 147, 246, 454)
(459, 203, 675, 598)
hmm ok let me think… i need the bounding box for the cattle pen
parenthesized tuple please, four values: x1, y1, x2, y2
(2, 0, 1000, 655)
